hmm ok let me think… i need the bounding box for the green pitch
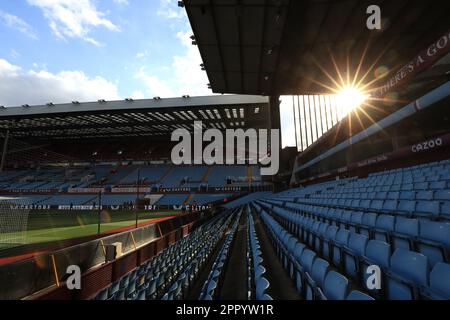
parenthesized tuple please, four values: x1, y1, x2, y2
(0, 210, 177, 247)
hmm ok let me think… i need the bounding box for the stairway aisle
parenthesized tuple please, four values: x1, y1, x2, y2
(253, 213, 302, 300)
(219, 213, 248, 300)
(185, 234, 227, 300)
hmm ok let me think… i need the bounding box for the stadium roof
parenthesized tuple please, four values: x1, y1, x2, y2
(0, 95, 269, 140)
(184, 0, 450, 95)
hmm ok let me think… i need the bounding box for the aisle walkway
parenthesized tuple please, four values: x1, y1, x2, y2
(253, 214, 302, 300)
(219, 214, 248, 300)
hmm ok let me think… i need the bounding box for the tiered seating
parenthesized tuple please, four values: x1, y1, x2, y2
(248, 159, 450, 300)
(100, 194, 140, 206)
(259, 200, 450, 299)
(39, 194, 98, 206)
(156, 194, 188, 206)
(120, 166, 168, 184)
(247, 206, 272, 300)
(162, 167, 208, 188)
(199, 208, 242, 300)
(295, 161, 450, 220)
(94, 211, 234, 300)
(223, 192, 272, 209)
(254, 202, 375, 300)
(207, 166, 248, 186)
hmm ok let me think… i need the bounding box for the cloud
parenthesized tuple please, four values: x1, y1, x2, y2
(113, 0, 129, 5)
(0, 58, 120, 107)
(135, 66, 175, 98)
(136, 50, 149, 59)
(172, 30, 211, 96)
(27, 0, 120, 46)
(0, 10, 38, 39)
(135, 30, 211, 98)
(157, 0, 185, 19)
(130, 90, 145, 100)
(0, 59, 21, 77)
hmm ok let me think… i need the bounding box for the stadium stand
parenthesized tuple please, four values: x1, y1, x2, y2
(245, 160, 450, 300)
(94, 210, 237, 300)
(247, 206, 273, 300)
(2, 1, 450, 303)
(0, 164, 265, 208)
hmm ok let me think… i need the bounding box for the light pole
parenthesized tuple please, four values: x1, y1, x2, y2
(135, 168, 140, 229)
(97, 190, 102, 234)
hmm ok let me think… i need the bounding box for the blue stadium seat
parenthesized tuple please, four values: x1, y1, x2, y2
(382, 200, 397, 213)
(374, 215, 395, 242)
(315, 223, 328, 252)
(430, 181, 446, 190)
(332, 229, 350, 267)
(417, 190, 433, 200)
(387, 249, 429, 300)
(418, 221, 450, 266)
(255, 277, 271, 300)
(434, 190, 450, 200)
(321, 271, 349, 300)
(400, 191, 415, 200)
(346, 290, 375, 300)
(397, 200, 416, 216)
(421, 262, 450, 300)
(349, 211, 363, 233)
(344, 233, 369, 277)
(300, 249, 316, 275)
(416, 200, 440, 217)
(387, 191, 400, 200)
(361, 240, 391, 293)
(392, 217, 419, 250)
(310, 258, 330, 294)
(323, 226, 338, 259)
(360, 212, 377, 237)
(442, 201, 450, 218)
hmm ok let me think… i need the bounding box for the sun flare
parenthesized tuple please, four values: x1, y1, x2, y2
(336, 86, 370, 115)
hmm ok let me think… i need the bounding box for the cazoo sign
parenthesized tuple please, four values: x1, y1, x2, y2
(412, 138, 443, 153)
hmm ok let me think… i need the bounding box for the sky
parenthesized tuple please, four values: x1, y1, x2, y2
(0, 0, 296, 148)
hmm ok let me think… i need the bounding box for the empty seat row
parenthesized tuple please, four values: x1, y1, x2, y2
(199, 209, 242, 300)
(94, 211, 234, 300)
(254, 202, 450, 300)
(283, 196, 450, 220)
(263, 201, 450, 267)
(247, 207, 272, 300)
(255, 204, 373, 300)
(312, 189, 450, 201)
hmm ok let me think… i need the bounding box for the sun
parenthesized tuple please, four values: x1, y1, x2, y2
(336, 86, 369, 115)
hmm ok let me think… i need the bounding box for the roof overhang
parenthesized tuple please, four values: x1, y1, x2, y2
(185, 0, 450, 95)
(0, 95, 270, 140)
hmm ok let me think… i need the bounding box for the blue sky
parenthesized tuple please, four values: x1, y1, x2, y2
(0, 0, 295, 147)
(0, 0, 211, 103)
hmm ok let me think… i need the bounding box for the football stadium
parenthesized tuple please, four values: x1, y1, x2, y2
(0, 0, 449, 305)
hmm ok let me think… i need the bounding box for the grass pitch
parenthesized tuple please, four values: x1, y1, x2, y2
(0, 210, 176, 247)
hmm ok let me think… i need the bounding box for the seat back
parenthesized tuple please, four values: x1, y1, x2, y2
(323, 271, 348, 300)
